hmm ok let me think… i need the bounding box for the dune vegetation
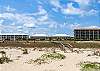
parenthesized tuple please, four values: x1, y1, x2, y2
(27, 52, 65, 65)
(80, 62, 100, 71)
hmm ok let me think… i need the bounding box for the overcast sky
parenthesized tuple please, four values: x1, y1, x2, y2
(0, 0, 100, 36)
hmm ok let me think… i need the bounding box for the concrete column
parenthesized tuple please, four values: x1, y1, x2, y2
(79, 30, 80, 40)
(0, 35, 1, 41)
(89, 30, 90, 40)
(1, 35, 2, 41)
(14, 35, 15, 41)
(80, 30, 81, 40)
(99, 30, 100, 39)
(98, 30, 99, 40)
(93, 30, 94, 40)
(6, 35, 7, 40)
(74, 30, 76, 40)
(22, 35, 23, 38)
(0, 36, 1, 41)
(22, 35, 23, 40)
(1, 35, 2, 40)
(85, 30, 86, 40)
(10, 35, 11, 41)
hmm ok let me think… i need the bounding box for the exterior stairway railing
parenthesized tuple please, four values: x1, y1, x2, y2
(51, 41, 73, 52)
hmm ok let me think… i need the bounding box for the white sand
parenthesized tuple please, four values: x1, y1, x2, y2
(0, 47, 100, 71)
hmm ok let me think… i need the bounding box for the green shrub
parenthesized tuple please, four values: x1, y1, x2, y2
(0, 57, 12, 64)
(22, 49, 28, 54)
(27, 52, 65, 65)
(33, 58, 47, 64)
(41, 53, 66, 60)
(80, 62, 100, 71)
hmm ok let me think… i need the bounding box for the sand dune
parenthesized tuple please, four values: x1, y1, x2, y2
(0, 47, 100, 71)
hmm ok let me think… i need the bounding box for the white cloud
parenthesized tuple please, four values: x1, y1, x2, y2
(80, 9, 99, 17)
(0, 13, 14, 19)
(81, 26, 100, 29)
(0, 13, 37, 27)
(88, 26, 100, 28)
(17, 26, 22, 29)
(31, 28, 49, 35)
(48, 0, 98, 17)
(87, 9, 98, 15)
(0, 23, 16, 32)
(98, 0, 100, 3)
(49, 0, 83, 15)
(68, 23, 81, 29)
(25, 5, 47, 16)
(25, 6, 50, 26)
(4, 5, 16, 12)
(11, 22, 15, 26)
(33, 5, 47, 15)
(49, 0, 97, 17)
(61, 2, 98, 16)
(49, 0, 62, 13)
(37, 14, 48, 22)
(0, 6, 60, 34)
(23, 23, 36, 28)
(0, 19, 4, 24)
(74, 0, 90, 5)
(62, 3, 83, 15)
(50, 0, 61, 8)
(37, 1, 43, 4)
(48, 21, 58, 29)
(52, 8, 59, 12)
(0, 12, 38, 33)
(0, 24, 4, 30)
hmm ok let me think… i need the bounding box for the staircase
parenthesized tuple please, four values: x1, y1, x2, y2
(51, 41, 73, 52)
(60, 42, 73, 52)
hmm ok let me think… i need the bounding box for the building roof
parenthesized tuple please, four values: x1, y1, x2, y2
(32, 34, 48, 37)
(52, 34, 70, 37)
(74, 28, 100, 30)
(32, 34, 70, 37)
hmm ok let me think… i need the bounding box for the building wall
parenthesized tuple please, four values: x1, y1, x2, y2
(30, 36, 73, 41)
(0, 35, 29, 41)
(74, 29, 100, 40)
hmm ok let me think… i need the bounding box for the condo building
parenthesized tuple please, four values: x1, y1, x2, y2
(30, 34, 72, 41)
(74, 28, 100, 40)
(0, 33, 29, 41)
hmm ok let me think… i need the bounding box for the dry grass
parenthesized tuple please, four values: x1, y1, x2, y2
(0, 41, 60, 48)
(62, 41, 100, 48)
(0, 41, 100, 49)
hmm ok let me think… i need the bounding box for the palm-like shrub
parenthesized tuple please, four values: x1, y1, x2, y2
(0, 51, 12, 64)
